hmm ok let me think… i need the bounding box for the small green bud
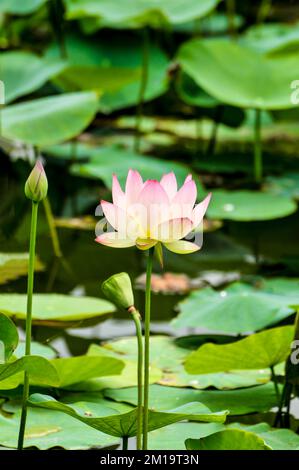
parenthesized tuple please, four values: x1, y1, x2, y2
(102, 272, 134, 310)
(25, 160, 48, 202)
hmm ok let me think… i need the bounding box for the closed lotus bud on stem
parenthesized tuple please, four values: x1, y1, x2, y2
(25, 160, 48, 203)
(102, 272, 134, 310)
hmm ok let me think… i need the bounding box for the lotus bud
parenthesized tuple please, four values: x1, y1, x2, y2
(25, 160, 48, 203)
(102, 272, 134, 310)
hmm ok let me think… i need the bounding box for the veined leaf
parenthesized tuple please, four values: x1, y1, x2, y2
(0, 313, 18, 363)
(2, 92, 98, 146)
(29, 394, 227, 437)
(185, 326, 294, 374)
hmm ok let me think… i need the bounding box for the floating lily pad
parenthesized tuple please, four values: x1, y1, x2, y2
(0, 51, 65, 103)
(160, 369, 271, 390)
(151, 418, 299, 450)
(207, 190, 297, 221)
(0, 294, 115, 327)
(102, 335, 270, 390)
(0, 252, 44, 285)
(64, 0, 220, 27)
(259, 278, 299, 297)
(103, 335, 185, 369)
(185, 326, 294, 374)
(83, 343, 162, 390)
(263, 174, 299, 200)
(71, 146, 195, 189)
(160, 421, 299, 450)
(47, 35, 169, 112)
(173, 283, 297, 334)
(54, 216, 96, 231)
(0, 405, 118, 449)
(2, 92, 98, 146)
(227, 423, 299, 450)
(149, 422, 224, 450)
(29, 393, 227, 438)
(186, 428, 271, 450)
(104, 383, 279, 416)
(178, 38, 299, 110)
(0, 313, 18, 362)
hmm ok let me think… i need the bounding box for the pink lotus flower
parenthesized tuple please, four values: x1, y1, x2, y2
(95, 170, 211, 254)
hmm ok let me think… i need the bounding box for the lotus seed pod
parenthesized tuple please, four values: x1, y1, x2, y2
(102, 272, 134, 310)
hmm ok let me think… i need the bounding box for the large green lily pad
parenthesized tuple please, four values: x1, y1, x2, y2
(0, 252, 44, 285)
(185, 326, 294, 374)
(150, 421, 299, 450)
(207, 190, 297, 221)
(178, 38, 299, 110)
(160, 368, 271, 390)
(228, 423, 299, 450)
(104, 383, 279, 416)
(0, 294, 115, 327)
(71, 146, 195, 189)
(2, 92, 98, 146)
(1, 51, 65, 103)
(0, 313, 18, 362)
(149, 422, 224, 450)
(81, 344, 162, 390)
(172, 282, 297, 334)
(102, 336, 271, 390)
(47, 35, 169, 112)
(249, 278, 299, 297)
(186, 422, 299, 450)
(29, 393, 227, 437)
(0, 405, 118, 449)
(64, 0, 220, 27)
(186, 428, 271, 450)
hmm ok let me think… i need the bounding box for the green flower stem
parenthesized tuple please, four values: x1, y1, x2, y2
(42, 196, 62, 258)
(134, 27, 149, 154)
(48, 0, 67, 59)
(122, 436, 129, 450)
(270, 365, 280, 403)
(142, 247, 154, 450)
(254, 108, 262, 183)
(129, 307, 143, 450)
(226, 0, 236, 38)
(18, 201, 39, 450)
(206, 105, 223, 158)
